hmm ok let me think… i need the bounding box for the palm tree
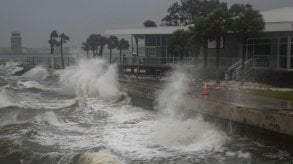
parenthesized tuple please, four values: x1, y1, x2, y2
(82, 42, 90, 58)
(107, 36, 118, 64)
(48, 30, 58, 54)
(189, 16, 210, 69)
(168, 30, 191, 59)
(207, 6, 230, 83)
(229, 4, 265, 84)
(87, 34, 100, 57)
(117, 39, 130, 63)
(97, 35, 107, 57)
(59, 33, 70, 69)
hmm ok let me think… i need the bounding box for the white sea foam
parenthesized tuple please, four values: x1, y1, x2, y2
(155, 68, 190, 117)
(0, 111, 18, 127)
(150, 117, 227, 152)
(152, 68, 227, 152)
(76, 151, 123, 164)
(35, 111, 65, 127)
(0, 91, 13, 108)
(1, 61, 23, 75)
(57, 59, 120, 98)
(23, 66, 49, 81)
(17, 80, 46, 90)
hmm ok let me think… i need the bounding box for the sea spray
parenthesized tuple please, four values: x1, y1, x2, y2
(1, 61, 24, 75)
(23, 66, 49, 81)
(57, 59, 120, 98)
(0, 91, 13, 108)
(151, 68, 228, 152)
(155, 68, 189, 118)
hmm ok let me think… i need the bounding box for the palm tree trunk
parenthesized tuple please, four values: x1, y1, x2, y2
(119, 49, 122, 63)
(110, 49, 112, 64)
(60, 41, 65, 69)
(92, 49, 95, 58)
(203, 40, 208, 69)
(99, 45, 105, 57)
(86, 50, 89, 58)
(50, 43, 54, 54)
(216, 37, 221, 84)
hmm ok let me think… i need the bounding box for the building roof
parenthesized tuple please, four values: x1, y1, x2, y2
(261, 7, 293, 32)
(262, 7, 293, 23)
(105, 26, 189, 35)
(105, 7, 293, 35)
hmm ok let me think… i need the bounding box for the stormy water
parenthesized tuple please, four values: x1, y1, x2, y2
(0, 58, 292, 164)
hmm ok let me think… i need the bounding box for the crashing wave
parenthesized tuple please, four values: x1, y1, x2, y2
(23, 66, 49, 81)
(57, 59, 120, 99)
(0, 91, 14, 108)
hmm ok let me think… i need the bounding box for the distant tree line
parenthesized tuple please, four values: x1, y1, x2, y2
(81, 34, 129, 64)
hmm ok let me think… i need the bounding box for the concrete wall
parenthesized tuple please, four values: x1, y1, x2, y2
(119, 80, 293, 137)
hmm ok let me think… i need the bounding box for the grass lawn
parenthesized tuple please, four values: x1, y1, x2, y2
(243, 89, 293, 101)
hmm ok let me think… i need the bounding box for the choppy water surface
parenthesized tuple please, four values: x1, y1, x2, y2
(0, 59, 292, 164)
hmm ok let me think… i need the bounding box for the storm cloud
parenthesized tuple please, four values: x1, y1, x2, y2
(0, 0, 292, 48)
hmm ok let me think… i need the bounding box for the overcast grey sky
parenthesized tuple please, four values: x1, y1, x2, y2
(0, 0, 293, 48)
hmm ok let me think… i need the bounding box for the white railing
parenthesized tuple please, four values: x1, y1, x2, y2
(113, 56, 195, 66)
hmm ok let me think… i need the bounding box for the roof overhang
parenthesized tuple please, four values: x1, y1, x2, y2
(105, 26, 189, 35)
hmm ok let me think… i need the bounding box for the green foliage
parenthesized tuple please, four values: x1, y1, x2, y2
(107, 35, 119, 64)
(117, 39, 130, 52)
(168, 29, 191, 59)
(162, 0, 227, 26)
(229, 4, 265, 37)
(244, 89, 293, 101)
(189, 16, 209, 43)
(143, 20, 157, 27)
(59, 33, 70, 43)
(85, 34, 107, 57)
(107, 35, 119, 50)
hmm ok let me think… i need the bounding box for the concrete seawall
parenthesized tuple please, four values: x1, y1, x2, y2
(119, 79, 293, 152)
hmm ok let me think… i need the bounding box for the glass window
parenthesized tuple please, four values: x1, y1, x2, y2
(279, 38, 288, 69)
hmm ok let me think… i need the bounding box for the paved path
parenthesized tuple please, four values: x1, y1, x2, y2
(119, 76, 293, 114)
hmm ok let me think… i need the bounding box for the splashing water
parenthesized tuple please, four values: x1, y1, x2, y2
(153, 68, 228, 152)
(57, 59, 120, 98)
(23, 66, 49, 81)
(1, 61, 23, 75)
(0, 58, 291, 163)
(0, 91, 13, 108)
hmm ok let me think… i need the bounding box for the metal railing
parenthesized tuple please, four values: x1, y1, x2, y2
(0, 54, 77, 68)
(225, 57, 271, 80)
(113, 56, 195, 66)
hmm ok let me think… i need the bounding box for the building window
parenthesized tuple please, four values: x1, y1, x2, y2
(247, 38, 272, 68)
(208, 37, 224, 49)
(279, 38, 288, 69)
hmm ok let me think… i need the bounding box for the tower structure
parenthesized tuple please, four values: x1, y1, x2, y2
(11, 32, 22, 53)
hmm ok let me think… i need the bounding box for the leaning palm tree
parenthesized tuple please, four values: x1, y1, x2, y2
(59, 33, 70, 69)
(48, 30, 58, 54)
(117, 39, 130, 63)
(107, 36, 118, 64)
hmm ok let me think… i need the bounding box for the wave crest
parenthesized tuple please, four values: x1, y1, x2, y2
(58, 59, 120, 98)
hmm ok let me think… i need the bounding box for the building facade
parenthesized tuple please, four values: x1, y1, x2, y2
(105, 7, 293, 76)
